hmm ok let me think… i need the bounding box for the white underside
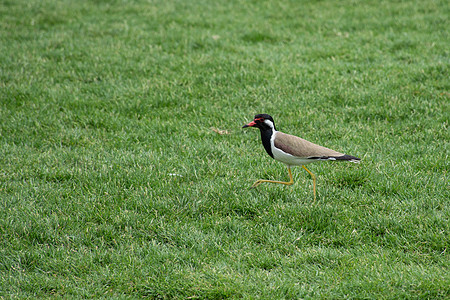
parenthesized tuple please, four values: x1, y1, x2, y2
(270, 131, 316, 167)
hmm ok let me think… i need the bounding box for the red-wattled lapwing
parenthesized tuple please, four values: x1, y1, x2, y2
(243, 114, 360, 200)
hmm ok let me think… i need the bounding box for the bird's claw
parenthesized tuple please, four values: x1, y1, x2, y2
(250, 181, 263, 188)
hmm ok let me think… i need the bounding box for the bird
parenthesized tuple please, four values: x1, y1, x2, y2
(242, 114, 360, 200)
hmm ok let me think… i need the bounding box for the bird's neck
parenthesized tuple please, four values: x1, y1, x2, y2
(260, 128, 274, 158)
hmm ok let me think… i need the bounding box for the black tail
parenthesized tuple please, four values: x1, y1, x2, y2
(308, 154, 361, 163)
(336, 154, 361, 163)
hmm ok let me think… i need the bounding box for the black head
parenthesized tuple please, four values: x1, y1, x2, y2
(242, 114, 276, 131)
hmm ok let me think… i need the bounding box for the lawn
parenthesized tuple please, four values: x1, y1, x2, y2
(0, 0, 449, 298)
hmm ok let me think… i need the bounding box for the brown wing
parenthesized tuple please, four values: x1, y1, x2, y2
(274, 132, 344, 158)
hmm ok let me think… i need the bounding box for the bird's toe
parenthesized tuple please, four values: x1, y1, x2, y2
(251, 180, 263, 188)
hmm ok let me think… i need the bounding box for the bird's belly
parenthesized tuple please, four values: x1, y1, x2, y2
(272, 147, 314, 166)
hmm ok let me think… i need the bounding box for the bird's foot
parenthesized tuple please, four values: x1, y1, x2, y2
(250, 180, 263, 188)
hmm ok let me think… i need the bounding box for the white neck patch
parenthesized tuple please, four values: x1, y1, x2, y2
(264, 119, 275, 129)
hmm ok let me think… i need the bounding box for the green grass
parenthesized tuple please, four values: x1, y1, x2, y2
(1, 0, 449, 298)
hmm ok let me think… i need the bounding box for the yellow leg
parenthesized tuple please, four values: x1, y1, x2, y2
(302, 165, 316, 201)
(251, 167, 294, 188)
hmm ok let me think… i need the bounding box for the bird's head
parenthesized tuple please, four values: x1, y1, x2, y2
(242, 114, 276, 131)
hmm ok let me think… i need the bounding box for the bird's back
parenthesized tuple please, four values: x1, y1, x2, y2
(274, 131, 344, 158)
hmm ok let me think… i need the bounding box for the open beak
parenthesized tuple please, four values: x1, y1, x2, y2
(242, 120, 257, 128)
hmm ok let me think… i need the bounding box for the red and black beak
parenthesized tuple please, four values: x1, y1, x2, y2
(242, 120, 257, 128)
